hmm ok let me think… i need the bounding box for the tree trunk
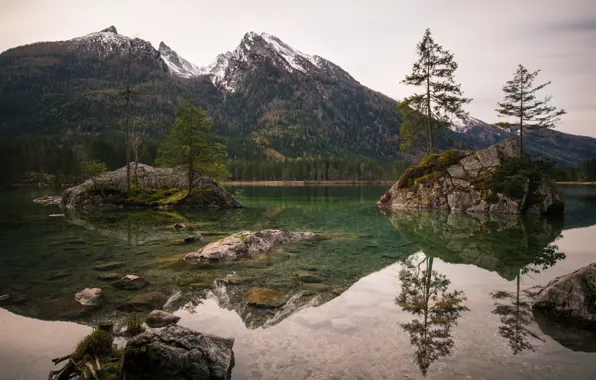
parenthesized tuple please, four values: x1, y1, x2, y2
(188, 151, 193, 196)
(519, 75, 524, 156)
(426, 59, 433, 154)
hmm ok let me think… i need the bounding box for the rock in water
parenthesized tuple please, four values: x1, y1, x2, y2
(112, 275, 149, 290)
(145, 310, 181, 328)
(296, 270, 322, 283)
(184, 229, 316, 261)
(97, 272, 120, 281)
(377, 139, 564, 215)
(184, 234, 203, 244)
(74, 288, 104, 306)
(247, 288, 287, 308)
(61, 163, 243, 210)
(32, 195, 62, 205)
(94, 261, 125, 271)
(122, 325, 235, 380)
(117, 292, 169, 312)
(533, 263, 596, 330)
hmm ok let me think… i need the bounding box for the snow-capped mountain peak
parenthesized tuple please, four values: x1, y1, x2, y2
(197, 31, 338, 92)
(158, 41, 202, 78)
(72, 25, 130, 46)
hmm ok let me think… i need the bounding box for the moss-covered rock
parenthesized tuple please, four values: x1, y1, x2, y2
(61, 163, 242, 210)
(378, 139, 564, 215)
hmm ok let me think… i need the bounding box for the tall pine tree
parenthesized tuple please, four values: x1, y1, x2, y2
(400, 28, 471, 154)
(157, 99, 228, 195)
(496, 65, 566, 155)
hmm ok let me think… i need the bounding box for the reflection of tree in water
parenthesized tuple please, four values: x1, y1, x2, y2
(396, 256, 469, 376)
(490, 242, 566, 354)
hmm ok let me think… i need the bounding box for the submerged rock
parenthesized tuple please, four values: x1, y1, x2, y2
(94, 261, 125, 271)
(533, 263, 596, 330)
(247, 288, 287, 308)
(117, 292, 168, 312)
(33, 195, 62, 205)
(97, 272, 120, 281)
(296, 270, 321, 283)
(74, 288, 104, 306)
(61, 163, 242, 210)
(112, 275, 149, 290)
(122, 325, 235, 380)
(377, 139, 564, 215)
(184, 229, 316, 262)
(145, 310, 181, 328)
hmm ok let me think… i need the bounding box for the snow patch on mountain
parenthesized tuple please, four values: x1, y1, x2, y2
(159, 42, 202, 78)
(197, 31, 331, 92)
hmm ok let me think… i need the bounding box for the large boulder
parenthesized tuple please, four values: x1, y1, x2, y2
(184, 229, 316, 261)
(61, 163, 242, 210)
(122, 325, 235, 380)
(533, 263, 596, 330)
(378, 139, 564, 215)
(145, 310, 181, 328)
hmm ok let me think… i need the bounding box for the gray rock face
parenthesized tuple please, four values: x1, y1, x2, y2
(378, 139, 564, 215)
(533, 263, 596, 330)
(145, 310, 181, 328)
(184, 229, 316, 262)
(112, 275, 149, 290)
(74, 288, 103, 306)
(61, 163, 242, 210)
(460, 156, 483, 171)
(122, 325, 235, 380)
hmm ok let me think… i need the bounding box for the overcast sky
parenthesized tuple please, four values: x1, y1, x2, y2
(1, 0, 595, 137)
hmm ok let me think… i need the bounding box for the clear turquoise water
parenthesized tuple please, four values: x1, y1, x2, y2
(1, 185, 596, 379)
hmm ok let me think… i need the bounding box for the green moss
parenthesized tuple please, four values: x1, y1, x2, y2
(73, 329, 113, 361)
(398, 150, 468, 189)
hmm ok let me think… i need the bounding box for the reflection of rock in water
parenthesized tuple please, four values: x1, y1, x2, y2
(396, 256, 469, 376)
(386, 211, 563, 280)
(533, 310, 596, 352)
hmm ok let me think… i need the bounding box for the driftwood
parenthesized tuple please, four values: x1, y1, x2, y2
(49, 323, 115, 380)
(48, 358, 80, 380)
(52, 354, 72, 365)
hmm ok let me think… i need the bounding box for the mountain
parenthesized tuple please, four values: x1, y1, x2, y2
(0, 26, 594, 167)
(451, 117, 596, 167)
(0, 27, 402, 161)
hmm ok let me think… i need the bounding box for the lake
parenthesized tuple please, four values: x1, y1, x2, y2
(1, 185, 595, 379)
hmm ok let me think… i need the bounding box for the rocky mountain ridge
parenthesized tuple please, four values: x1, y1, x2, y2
(1, 26, 595, 166)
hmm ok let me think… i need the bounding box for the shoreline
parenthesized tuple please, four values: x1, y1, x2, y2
(222, 180, 395, 186)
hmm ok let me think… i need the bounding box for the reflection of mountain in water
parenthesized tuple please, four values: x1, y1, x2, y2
(386, 211, 563, 280)
(396, 255, 469, 376)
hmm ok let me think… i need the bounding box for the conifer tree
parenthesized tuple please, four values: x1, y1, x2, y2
(496, 65, 566, 155)
(400, 28, 471, 154)
(157, 99, 228, 195)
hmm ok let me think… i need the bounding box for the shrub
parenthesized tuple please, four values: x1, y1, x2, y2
(125, 314, 145, 336)
(491, 156, 558, 199)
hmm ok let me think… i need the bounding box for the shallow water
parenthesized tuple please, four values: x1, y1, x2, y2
(1, 185, 596, 379)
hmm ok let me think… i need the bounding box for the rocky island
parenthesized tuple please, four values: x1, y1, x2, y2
(61, 163, 242, 210)
(378, 139, 564, 215)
